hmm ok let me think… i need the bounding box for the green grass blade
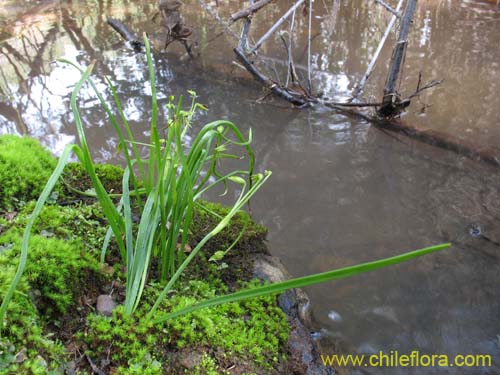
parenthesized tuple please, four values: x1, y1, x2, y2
(147, 171, 272, 319)
(69, 61, 126, 260)
(152, 243, 451, 323)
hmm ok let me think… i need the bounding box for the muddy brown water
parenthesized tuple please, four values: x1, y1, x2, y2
(1, 1, 500, 374)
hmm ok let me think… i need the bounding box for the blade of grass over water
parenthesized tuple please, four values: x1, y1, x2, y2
(152, 243, 451, 323)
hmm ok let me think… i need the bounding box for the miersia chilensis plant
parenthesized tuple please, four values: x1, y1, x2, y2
(0, 35, 451, 331)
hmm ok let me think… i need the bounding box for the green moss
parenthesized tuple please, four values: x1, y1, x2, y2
(190, 201, 268, 258)
(0, 223, 104, 373)
(0, 253, 67, 373)
(0, 136, 290, 374)
(188, 354, 226, 375)
(82, 279, 289, 374)
(61, 162, 124, 198)
(0, 229, 101, 315)
(5, 202, 109, 254)
(0, 135, 57, 212)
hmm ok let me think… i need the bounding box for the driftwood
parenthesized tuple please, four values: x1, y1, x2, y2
(107, 17, 144, 51)
(379, 0, 418, 116)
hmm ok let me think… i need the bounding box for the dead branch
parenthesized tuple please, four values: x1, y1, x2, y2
(350, 0, 404, 100)
(374, 0, 400, 17)
(379, 0, 418, 116)
(238, 0, 254, 51)
(306, 0, 313, 93)
(250, 0, 305, 54)
(407, 78, 443, 100)
(198, 1, 490, 169)
(230, 0, 275, 24)
(107, 17, 144, 51)
(321, 100, 382, 107)
(234, 47, 307, 106)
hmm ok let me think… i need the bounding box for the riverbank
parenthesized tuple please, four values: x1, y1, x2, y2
(0, 135, 330, 375)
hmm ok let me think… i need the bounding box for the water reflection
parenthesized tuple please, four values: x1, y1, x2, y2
(1, 1, 500, 374)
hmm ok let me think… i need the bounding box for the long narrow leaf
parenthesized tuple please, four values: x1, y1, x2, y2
(152, 243, 451, 323)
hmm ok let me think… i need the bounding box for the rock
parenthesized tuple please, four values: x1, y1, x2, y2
(100, 263, 114, 275)
(252, 254, 335, 375)
(96, 295, 116, 317)
(173, 349, 203, 369)
(14, 348, 27, 363)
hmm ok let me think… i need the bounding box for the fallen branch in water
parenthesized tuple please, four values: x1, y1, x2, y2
(200, 1, 493, 167)
(234, 47, 308, 106)
(158, 0, 194, 58)
(350, 0, 405, 100)
(379, 0, 418, 116)
(107, 17, 144, 52)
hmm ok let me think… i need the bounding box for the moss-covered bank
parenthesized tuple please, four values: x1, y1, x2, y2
(0, 136, 293, 374)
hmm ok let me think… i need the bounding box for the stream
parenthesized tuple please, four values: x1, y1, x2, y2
(0, 0, 499, 374)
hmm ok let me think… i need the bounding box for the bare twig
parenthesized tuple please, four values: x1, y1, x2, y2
(374, 0, 400, 17)
(250, 0, 305, 54)
(320, 100, 382, 107)
(85, 355, 106, 375)
(351, 0, 404, 100)
(285, 9, 296, 87)
(307, 0, 313, 93)
(406, 79, 443, 100)
(239, 0, 255, 51)
(230, 0, 274, 24)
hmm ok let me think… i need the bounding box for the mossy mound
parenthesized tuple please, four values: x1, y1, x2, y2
(0, 135, 126, 211)
(0, 135, 57, 212)
(0, 228, 103, 374)
(0, 136, 291, 375)
(0, 202, 289, 375)
(81, 277, 289, 375)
